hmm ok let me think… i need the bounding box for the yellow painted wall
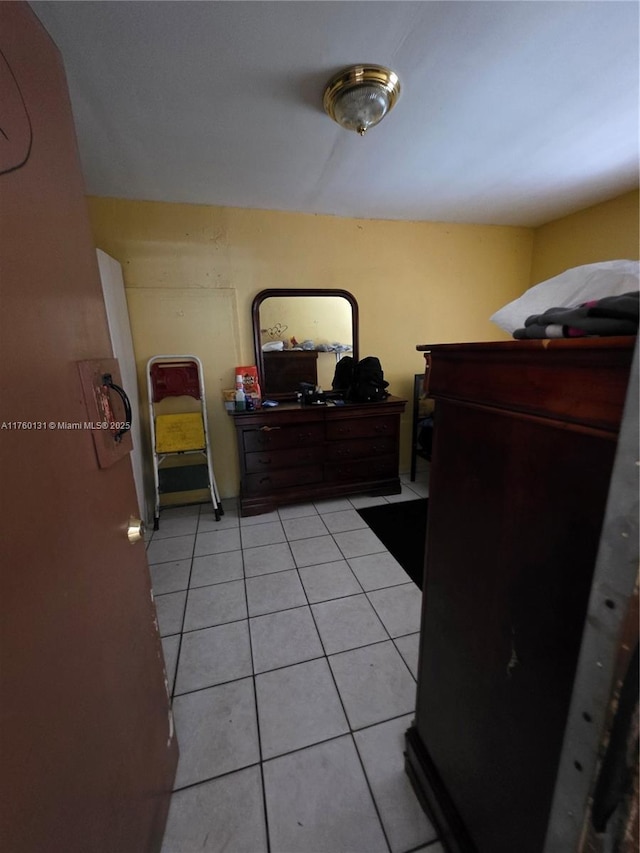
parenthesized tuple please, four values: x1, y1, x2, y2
(530, 189, 639, 283)
(87, 197, 532, 500)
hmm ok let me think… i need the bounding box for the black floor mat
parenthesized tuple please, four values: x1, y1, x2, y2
(356, 498, 428, 589)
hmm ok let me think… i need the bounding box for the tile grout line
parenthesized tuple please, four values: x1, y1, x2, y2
(170, 630, 418, 700)
(293, 551, 395, 853)
(169, 503, 204, 701)
(170, 707, 423, 795)
(159, 599, 420, 641)
(241, 504, 274, 853)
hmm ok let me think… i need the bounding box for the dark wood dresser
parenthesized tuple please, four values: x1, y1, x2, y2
(405, 337, 636, 853)
(232, 396, 406, 516)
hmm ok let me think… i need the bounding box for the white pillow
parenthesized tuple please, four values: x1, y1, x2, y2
(490, 260, 640, 334)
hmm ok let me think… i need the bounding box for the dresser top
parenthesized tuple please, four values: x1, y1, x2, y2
(416, 336, 636, 355)
(230, 395, 407, 418)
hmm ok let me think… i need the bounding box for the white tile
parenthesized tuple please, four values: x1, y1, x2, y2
(240, 510, 280, 526)
(278, 502, 318, 519)
(243, 542, 295, 577)
(256, 658, 349, 759)
(394, 632, 420, 679)
(154, 591, 186, 637)
(174, 620, 252, 694)
(354, 714, 437, 853)
(172, 678, 260, 789)
(348, 494, 389, 509)
(289, 534, 343, 568)
(147, 535, 195, 565)
(282, 514, 329, 541)
(245, 569, 307, 617)
(384, 485, 424, 503)
(249, 606, 324, 674)
(314, 497, 354, 513)
(183, 580, 247, 631)
(311, 594, 388, 654)
(161, 634, 180, 694)
(240, 520, 286, 549)
(367, 583, 423, 638)
(161, 766, 267, 853)
(263, 735, 388, 853)
(408, 480, 430, 498)
(333, 528, 387, 559)
(190, 550, 243, 587)
(348, 552, 411, 591)
(194, 528, 241, 557)
(320, 508, 368, 533)
(197, 507, 240, 532)
(149, 559, 191, 595)
(298, 560, 362, 604)
(152, 514, 199, 539)
(329, 641, 417, 730)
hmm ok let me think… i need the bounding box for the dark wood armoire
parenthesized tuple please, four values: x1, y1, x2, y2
(405, 337, 636, 853)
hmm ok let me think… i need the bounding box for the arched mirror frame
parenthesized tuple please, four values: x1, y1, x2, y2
(252, 288, 359, 400)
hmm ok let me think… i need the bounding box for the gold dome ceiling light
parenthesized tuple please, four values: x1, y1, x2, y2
(323, 64, 401, 136)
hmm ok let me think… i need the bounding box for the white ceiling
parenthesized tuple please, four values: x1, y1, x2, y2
(31, 1, 639, 227)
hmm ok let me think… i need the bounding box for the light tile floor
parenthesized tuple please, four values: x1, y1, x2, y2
(149, 466, 443, 853)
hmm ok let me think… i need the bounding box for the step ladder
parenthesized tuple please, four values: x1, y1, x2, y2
(147, 354, 223, 530)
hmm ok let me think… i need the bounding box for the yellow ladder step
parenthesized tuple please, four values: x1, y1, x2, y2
(155, 413, 205, 453)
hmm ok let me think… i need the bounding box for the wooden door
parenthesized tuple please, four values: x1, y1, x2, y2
(0, 6, 177, 852)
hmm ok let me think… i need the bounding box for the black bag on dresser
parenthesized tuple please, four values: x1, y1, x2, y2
(348, 356, 389, 403)
(331, 355, 354, 392)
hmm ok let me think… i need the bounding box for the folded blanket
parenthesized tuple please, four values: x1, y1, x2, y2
(513, 291, 639, 340)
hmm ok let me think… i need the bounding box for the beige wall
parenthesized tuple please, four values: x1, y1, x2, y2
(88, 197, 532, 499)
(530, 189, 639, 283)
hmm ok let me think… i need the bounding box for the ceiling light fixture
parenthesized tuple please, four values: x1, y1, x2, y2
(323, 64, 401, 136)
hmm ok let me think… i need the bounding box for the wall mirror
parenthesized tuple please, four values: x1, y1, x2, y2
(252, 289, 359, 400)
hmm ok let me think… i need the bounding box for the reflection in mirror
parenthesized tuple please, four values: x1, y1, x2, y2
(252, 289, 359, 399)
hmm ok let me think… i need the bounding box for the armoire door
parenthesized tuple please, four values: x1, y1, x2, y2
(413, 399, 617, 853)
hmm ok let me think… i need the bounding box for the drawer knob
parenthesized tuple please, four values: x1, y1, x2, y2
(259, 426, 281, 432)
(374, 424, 389, 433)
(258, 457, 272, 465)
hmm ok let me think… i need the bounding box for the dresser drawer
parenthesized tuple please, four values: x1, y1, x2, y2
(233, 398, 407, 515)
(325, 436, 396, 462)
(244, 464, 323, 495)
(326, 415, 397, 441)
(325, 454, 398, 483)
(243, 422, 324, 452)
(245, 446, 324, 473)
